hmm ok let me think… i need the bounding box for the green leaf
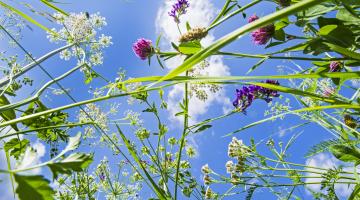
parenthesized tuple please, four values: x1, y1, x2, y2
(4, 138, 30, 159)
(318, 23, 354, 47)
(0, 95, 18, 131)
(186, 21, 191, 31)
(318, 25, 338, 36)
(48, 153, 93, 179)
(14, 174, 55, 200)
(273, 29, 286, 41)
(194, 125, 212, 133)
(246, 56, 269, 74)
(348, 184, 360, 200)
(274, 17, 289, 30)
(40, 0, 68, 16)
(55, 133, 81, 158)
(329, 145, 360, 163)
(324, 42, 360, 60)
(178, 41, 202, 55)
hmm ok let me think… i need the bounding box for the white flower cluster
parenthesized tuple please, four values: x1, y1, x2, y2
(47, 12, 112, 68)
(188, 60, 221, 101)
(78, 103, 109, 139)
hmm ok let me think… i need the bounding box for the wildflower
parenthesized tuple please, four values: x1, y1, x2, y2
(318, 79, 335, 97)
(168, 0, 190, 23)
(203, 174, 212, 185)
(201, 164, 212, 174)
(329, 61, 342, 72)
(205, 187, 215, 199)
(228, 137, 250, 159)
(248, 14, 275, 45)
(186, 146, 196, 158)
(344, 115, 358, 129)
(225, 161, 234, 174)
(180, 160, 190, 169)
(141, 146, 150, 155)
(98, 34, 112, 48)
(135, 128, 150, 140)
(230, 173, 241, 185)
(132, 38, 154, 60)
(179, 27, 208, 43)
(99, 172, 106, 181)
(168, 137, 177, 146)
(60, 49, 71, 60)
(248, 14, 259, 23)
(233, 80, 280, 111)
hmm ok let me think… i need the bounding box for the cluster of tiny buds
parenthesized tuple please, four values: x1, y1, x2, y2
(228, 137, 250, 158)
(201, 164, 212, 174)
(179, 27, 208, 43)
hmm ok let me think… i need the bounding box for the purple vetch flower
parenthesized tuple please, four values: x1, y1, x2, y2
(168, 0, 190, 23)
(99, 172, 105, 181)
(251, 25, 275, 45)
(233, 80, 280, 111)
(248, 14, 275, 45)
(132, 38, 154, 60)
(329, 61, 342, 72)
(248, 14, 259, 23)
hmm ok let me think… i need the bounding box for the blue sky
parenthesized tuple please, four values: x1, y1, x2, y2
(0, 0, 355, 199)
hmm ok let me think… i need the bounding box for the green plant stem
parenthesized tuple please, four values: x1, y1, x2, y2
(0, 82, 178, 129)
(218, 51, 350, 61)
(0, 43, 75, 88)
(0, 122, 93, 140)
(174, 71, 189, 200)
(207, 0, 262, 31)
(0, 64, 83, 113)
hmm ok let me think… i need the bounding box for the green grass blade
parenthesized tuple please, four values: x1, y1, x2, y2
(225, 104, 360, 137)
(115, 124, 168, 200)
(0, 1, 52, 32)
(40, 0, 68, 16)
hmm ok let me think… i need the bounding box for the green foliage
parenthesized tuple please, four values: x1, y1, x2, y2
(4, 138, 29, 159)
(48, 153, 93, 179)
(14, 174, 55, 200)
(22, 100, 68, 142)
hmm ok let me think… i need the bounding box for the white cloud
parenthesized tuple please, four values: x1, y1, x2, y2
(305, 153, 356, 198)
(156, 0, 232, 126)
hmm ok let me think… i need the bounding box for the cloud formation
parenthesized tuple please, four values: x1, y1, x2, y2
(156, 0, 232, 125)
(305, 153, 355, 198)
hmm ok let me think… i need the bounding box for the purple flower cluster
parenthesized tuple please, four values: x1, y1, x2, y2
(233, 80, 280, 111)
(168, 0, 190, 23)
(132, 38, 154, 60)
(248, 14, 275, 45)
(329, 61, 342, 72)
(248, 14, 259, 23)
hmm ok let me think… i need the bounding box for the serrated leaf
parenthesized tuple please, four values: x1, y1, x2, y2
(14, 174, 55, 200)
(48, 153, 93, 179)
(329, 145, 360, 163)
(178, 41, 202, 55)
(4, 138, 29, 159)
(0, 95, 18, 131)
(53, 133, 81, 160)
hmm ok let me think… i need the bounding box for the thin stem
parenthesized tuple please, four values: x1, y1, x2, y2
(174, 71, 189, 199)
(207, 0, 262, 31)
